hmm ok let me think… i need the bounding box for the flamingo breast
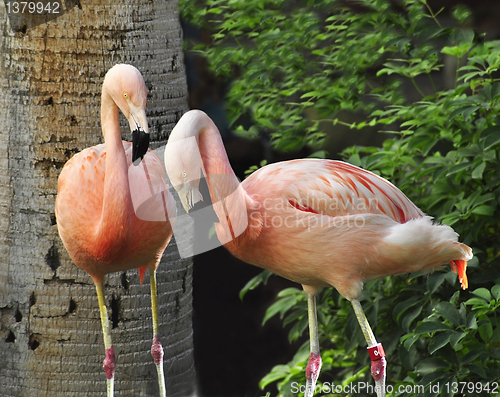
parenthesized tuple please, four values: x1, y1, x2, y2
(56, 142, 174, 279)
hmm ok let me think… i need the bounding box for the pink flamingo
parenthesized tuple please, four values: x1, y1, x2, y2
(55, 64, 175, 397)
(164, 110, 472, 397)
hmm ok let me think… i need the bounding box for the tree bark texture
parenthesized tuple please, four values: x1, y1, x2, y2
(0, 1, 195, 395)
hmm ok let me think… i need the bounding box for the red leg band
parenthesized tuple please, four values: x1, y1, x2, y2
(367, 343, 385, 360)
(367, 343, 386, 382)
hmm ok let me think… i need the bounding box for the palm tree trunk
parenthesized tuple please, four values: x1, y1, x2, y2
(0, 1, 195, 396)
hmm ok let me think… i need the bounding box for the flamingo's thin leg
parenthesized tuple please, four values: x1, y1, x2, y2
(150, 270, 166, 397)
(351, 298, 386, 397)
(304, 288, 322, 397)
(96, 282, 115, 397)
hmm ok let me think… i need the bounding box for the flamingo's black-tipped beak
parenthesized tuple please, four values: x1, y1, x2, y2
(181, 176, 220, 223)
(132, 128, 150, 165)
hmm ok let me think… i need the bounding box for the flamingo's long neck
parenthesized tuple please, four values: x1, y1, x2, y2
(199, 124, 236, 177)
(196, 116, 263, 247)
(167, 110, 261, 250)
(197, 119, 241, 208)
(96, 88, 131, 254)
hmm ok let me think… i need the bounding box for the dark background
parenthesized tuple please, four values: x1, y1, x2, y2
(182, 1, 500, 396)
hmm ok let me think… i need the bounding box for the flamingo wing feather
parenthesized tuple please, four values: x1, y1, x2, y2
(245, 159, 424, 223)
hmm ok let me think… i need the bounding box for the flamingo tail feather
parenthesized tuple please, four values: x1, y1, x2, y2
(139, 266, 147, 285)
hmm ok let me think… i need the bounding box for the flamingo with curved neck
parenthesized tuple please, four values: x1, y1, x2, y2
(56, 64, 175, 397)
(164, 110, 472, 397)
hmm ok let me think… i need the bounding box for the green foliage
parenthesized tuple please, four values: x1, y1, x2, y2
(239, 268, 272, 300)
(182, 0, 500, 395)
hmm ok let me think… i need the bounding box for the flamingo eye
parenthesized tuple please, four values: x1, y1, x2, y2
(181, 171, 187, 179)
(123, 93, 129, 99)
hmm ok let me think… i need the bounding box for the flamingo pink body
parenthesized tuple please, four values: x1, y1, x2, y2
(55, 64, 174, 397)
(165, 110, 472, 397)
(222, 158, 470, 299)
(56, 141, 173, 283)
(167, 110, 471, 296)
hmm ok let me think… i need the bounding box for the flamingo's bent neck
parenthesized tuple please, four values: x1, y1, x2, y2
(199, 122, 240, 198)
(194, 112, 263, 243)
(167, 110, 262, 245)
(95, 87, 132, 255)
(173, 110, 241, 206)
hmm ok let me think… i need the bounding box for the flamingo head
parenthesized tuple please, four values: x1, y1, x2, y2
(164, 115, 206, 214)
(103, 64, 150, 164)
(164, 150, 204, 214)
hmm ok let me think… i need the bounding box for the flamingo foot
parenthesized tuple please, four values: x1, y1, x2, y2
(368, 343, 386, 397)
(151, 335, 166, 397)
(305, 352, 322, 397)
(103, 346, 115, 396)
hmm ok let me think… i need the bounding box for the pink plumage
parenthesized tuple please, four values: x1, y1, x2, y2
(55, 64, 173, 396)
(56, 142, 174, 282)
(234, 158, 471, 299)
(165, 109, 472, 397)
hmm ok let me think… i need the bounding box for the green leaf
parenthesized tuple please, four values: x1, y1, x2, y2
(478, 314, 494, 342)
(419, 371, 448, 388)
(427, 272, 446, 294)
(442, 46, 463, 58)
(308, 150, 327, 159)
(403, 334, 419, 350)
(282, 309, 303, 327)
(492, 284, 500, 300)
(207, 7, 222, 14)
(471, 162, 486, 179)
(422, 138, 439, 156)
(257, 117, 275, 129)
(472, 287, 492, 302)
(415, 357, 450, 375)
(471, 205, 494, 216)
(414, 321, 451, 335)
(434, 302, 462, 326)
(402, 304, 424, 333)
(463, 105, 479, 120)
(259, 365, 290, 389)
(428, 331, 453, 354)
(393, 296, 421, 321)
(450, 105, 479, 120)
(482, 129, 500, 150)
(461, 349, 483, 365)
(287, 314, 308, 343)
(450, 332, 466, 349)
(365, 152, 389, 169)
(465, 297, 489, 308)
(239, 270, 273, 300)
(466, 312, 478, 329)
(262, 288, 302, 325)
(277, 287, 302, 298)
(446, 162, 472, 176)
(300, 91, 321, 99)
(453, 28, 475, 45)
(468, 364, 487, 378)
